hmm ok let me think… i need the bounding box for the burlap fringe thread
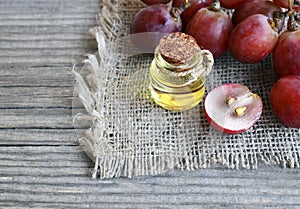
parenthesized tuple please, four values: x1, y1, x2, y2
(73, 0, 300, 179)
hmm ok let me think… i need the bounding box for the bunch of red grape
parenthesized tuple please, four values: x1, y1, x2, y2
(130, 0, 300, 128)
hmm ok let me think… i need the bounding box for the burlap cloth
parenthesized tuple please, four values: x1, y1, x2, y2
(73, 0, 300, 179)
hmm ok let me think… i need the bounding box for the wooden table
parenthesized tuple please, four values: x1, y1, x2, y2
(1, 0, 300, 208)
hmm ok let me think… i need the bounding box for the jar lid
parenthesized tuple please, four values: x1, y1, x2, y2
(158, 32, 200, 65)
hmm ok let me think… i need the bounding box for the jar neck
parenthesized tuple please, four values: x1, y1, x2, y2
(151, 49, 210, 87)
(154, 47, 203, 75)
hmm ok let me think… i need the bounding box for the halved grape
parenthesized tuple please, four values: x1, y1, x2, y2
(204, 83, 263, 134)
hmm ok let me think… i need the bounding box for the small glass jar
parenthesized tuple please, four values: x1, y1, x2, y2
(149, 32, 214, 111)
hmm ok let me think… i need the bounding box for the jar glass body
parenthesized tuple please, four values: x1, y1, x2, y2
(149, 48, 213, 111)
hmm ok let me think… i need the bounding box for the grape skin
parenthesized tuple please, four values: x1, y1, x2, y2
(273, 30, 300, 78)
(141, 0, 171, 5)
(130, 4, 182, 51)
(228, 14, 278, 63)
(172, 0, 185, 7)
(180, 0, 214, 28)
(219, 0, 247, 9)
(270, 75, 300, 128)
(186, 7, 233, 58)
(130, 4, 181, 34)
(273, 0, 300, 11)
(232, 0, 282, 26)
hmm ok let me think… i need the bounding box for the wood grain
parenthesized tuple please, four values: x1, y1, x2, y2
(1, 0, 300, 208)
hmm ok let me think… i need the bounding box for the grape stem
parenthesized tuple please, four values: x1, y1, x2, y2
(288, 15, 299, 31)
(209, 0, 221, 12)
(288, 0, 294, 12)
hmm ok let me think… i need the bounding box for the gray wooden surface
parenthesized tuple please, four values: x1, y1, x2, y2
(1, 0, 300, 208)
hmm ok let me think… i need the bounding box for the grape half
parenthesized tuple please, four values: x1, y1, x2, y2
(204, 83, 263, 134)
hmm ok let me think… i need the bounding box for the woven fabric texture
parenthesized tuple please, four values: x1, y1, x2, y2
(73, 0, 300, 179)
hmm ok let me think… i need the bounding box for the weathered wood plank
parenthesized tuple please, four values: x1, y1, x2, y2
(0, 87, 74, 108)
(0, 0, 100, 65)
(1, 161, 300, 192)
(0, 19, 97, 27)
(0, 25, 94, 34)
(0, 129, 78, 145)
(0, 40, 97, 50)
(0, 66, 75, 87)
(0, 33, 95, 42)
(0, 48, 94, 57)
(0, 203, 296, 209)
(0, 146, 91, 175)
(1, 167, 299, 190)
(0, 0, 101, 14)
(0, 146, 300, 208)
(0, 56, 87, 65)
(0, 189, 299, 207)
(0, 108, 73, 128)
(0, 13, 99, 20)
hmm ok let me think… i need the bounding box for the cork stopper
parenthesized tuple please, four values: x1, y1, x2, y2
(157, 32, 200, 65)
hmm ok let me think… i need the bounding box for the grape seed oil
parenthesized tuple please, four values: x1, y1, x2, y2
(149, 32, 214, 111)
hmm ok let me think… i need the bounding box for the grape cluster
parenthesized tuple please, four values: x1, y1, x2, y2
(131, 0, 300, 128)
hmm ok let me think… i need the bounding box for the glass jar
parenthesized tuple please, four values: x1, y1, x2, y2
(149, 32, 214, 111)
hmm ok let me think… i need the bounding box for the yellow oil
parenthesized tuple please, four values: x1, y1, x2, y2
(148, 32, 214, 111)
(149, 61, 206, 111)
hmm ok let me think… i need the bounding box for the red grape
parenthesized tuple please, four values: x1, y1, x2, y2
(273, 0, 300, 11)
(172, 0, 185, 8)
(228, 14, 278, 63)
(232, 0, 282, 26)
(172, 0, 211, 8)
(186, 3, 233, 58)
(141, 0, 171, 5)
(130, 4, 182, 51)
(272, 28, 300, 78)
(270, 75, 300, 128)
(180, 0, 214, 28)
(219, 0, 247, 9)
